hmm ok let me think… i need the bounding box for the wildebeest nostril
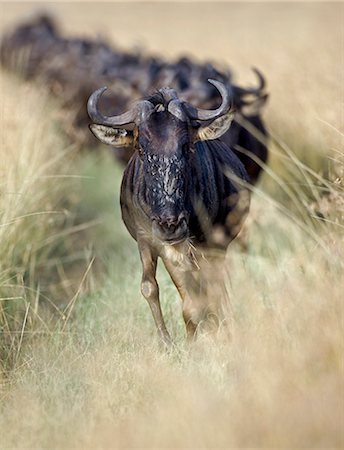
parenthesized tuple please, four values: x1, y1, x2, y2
(160, 215, 180, 227)
(153, 214, 186, 233)
(160, 220, 177, 235)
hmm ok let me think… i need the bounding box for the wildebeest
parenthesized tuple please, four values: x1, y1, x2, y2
(223, 69, 269, 183)
(88, 80, 250, 344)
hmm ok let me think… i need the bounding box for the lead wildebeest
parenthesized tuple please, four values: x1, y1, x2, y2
(88, 80, 250, 345)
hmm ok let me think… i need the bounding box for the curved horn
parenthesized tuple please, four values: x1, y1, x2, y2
(87, 87, 137, 128)
(252, 67, 266, 91)
(234, 68, 266, 97)
(182, 79, 231, 122)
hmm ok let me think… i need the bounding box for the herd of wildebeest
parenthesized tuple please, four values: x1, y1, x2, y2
(1, 14, 269, 344)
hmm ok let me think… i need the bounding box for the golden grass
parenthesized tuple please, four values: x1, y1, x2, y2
(0, 2, 343, 448)
(1, 238, 343, 447)
(0, 72, 96, 369)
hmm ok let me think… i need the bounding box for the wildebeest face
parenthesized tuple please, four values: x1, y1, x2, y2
(139, 110, 190, 244)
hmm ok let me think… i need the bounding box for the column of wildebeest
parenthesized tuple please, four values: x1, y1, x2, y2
(1, 13, 269, 344)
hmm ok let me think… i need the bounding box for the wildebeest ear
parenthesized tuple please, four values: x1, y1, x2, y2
(89, 124, 134, 147)
(194, 110, 234, 142)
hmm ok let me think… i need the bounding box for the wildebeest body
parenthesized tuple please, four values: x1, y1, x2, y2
(222, 114, 268, 183)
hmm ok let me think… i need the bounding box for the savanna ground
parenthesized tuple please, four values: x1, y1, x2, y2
(0, 2, 343, 448)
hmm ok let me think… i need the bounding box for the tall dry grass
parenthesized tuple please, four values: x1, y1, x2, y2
(0, 72, 96, 370)
(0, 2, 343, 448)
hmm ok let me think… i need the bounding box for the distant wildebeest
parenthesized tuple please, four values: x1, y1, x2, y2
(88, 80, 250, 345)
(224, 69, 269, 183)
(1, 14, 269, 183)
(178, 67, 269, 184)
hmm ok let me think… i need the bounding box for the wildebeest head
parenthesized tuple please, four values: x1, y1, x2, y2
(88, 80, 234, 243)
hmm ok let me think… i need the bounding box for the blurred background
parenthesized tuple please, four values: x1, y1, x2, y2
(0, 2, 343, 448)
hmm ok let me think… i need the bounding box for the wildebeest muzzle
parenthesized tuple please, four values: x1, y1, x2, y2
(152, 212, 188, 244)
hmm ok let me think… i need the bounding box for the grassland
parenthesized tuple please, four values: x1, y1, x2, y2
(0, 2, 343, 448)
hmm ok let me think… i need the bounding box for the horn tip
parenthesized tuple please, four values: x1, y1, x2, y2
(207, 79, 226, 91)
(98, 86, 108, 93)
(251, 67, 266, 89)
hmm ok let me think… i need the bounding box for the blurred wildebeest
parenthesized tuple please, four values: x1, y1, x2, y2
(0, 14, 140, 143)
(169, 65, 268, 183)
(1, 14, 268, 183)
(88, 80, 250, 344)
(224, 69, 269, 183)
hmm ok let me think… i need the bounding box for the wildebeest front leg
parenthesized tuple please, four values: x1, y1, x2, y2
(163, 254, 231, 340)
(138, 239, 172, 347)
(162, 260, 198, 340)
